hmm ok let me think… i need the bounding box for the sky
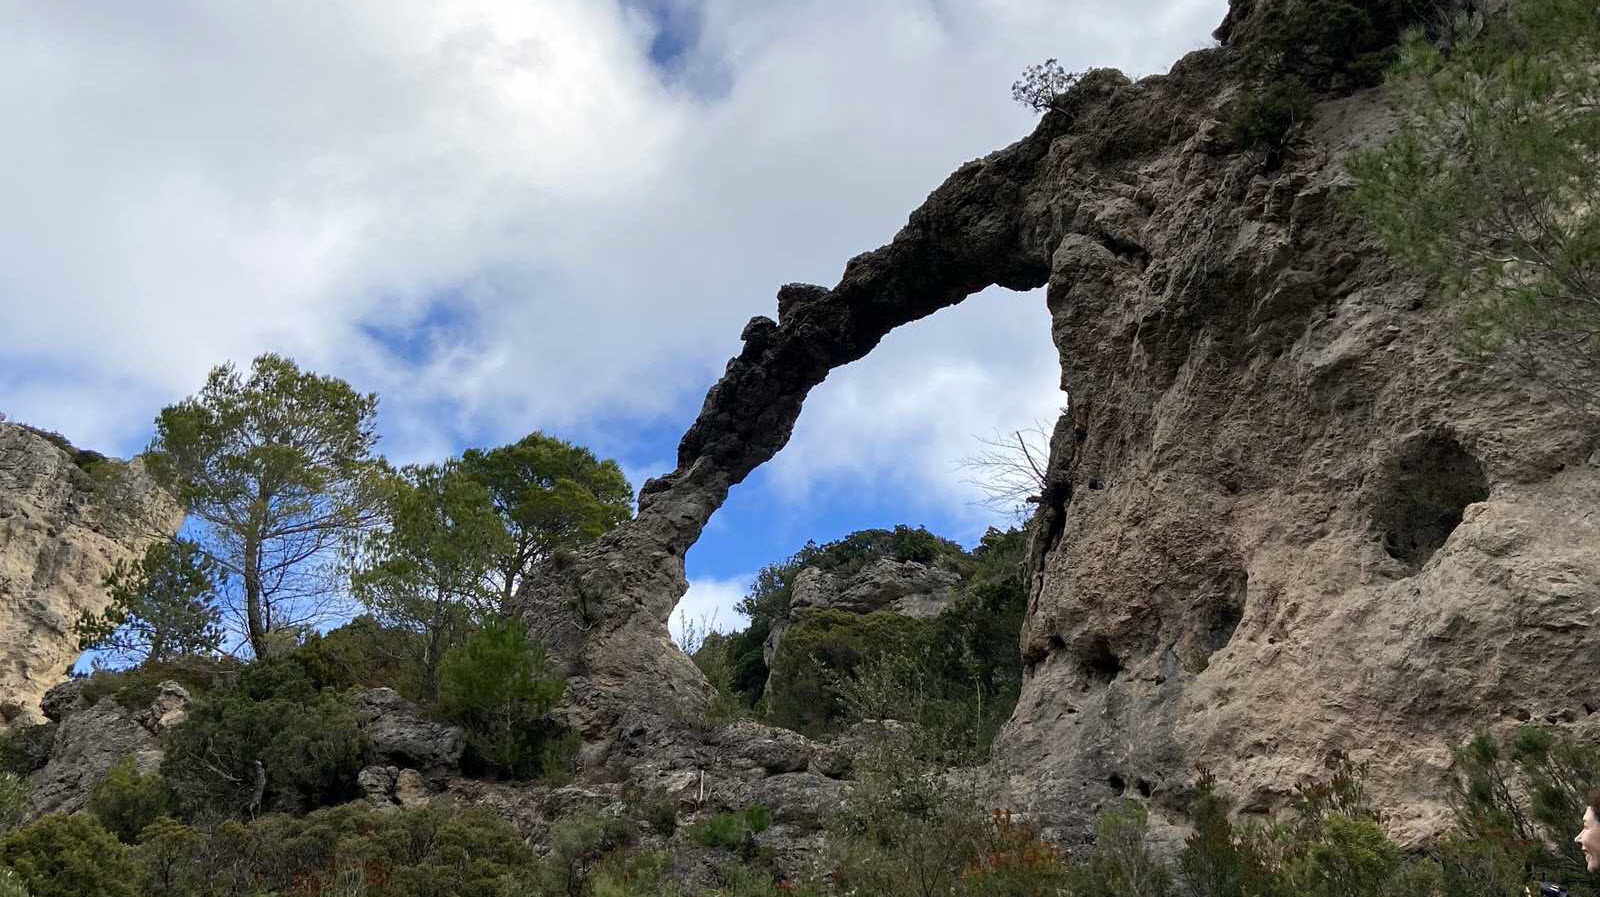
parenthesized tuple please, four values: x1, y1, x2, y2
(0, 0, 1226, 640)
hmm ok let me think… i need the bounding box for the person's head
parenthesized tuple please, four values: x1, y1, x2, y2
(1576, 793, 1600, 872)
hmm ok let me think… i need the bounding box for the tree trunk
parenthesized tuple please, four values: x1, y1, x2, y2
(243, 536, 268, 658)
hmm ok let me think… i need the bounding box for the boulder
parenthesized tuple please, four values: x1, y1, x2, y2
(350, 687, 465, 774)
(28, 681, 190, 815)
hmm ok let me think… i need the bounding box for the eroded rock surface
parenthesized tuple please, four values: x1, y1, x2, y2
(351, 687, 466, 776)
(28, 678, 191, 815)
(513, 1, 1598, 848)
(0, 423, 179, 728)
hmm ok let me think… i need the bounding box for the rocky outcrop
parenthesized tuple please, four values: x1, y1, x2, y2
(761, 559, 962, 693)
(516, 0, 1598, 849)
(792, 559, 960, 619)
(0, 423, 180, 728)
(27, 677, 191, 815)
(350, 687, 466, 776)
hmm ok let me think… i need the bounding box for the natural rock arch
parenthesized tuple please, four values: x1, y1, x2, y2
(512, 73, 1133, 771)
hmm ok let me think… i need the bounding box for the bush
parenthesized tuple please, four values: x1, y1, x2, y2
(1443, 727, 1600, 891)
(77, 654, 236, 711)
(766, 609, 929, 734)
(0, 813, 139, 897)
(291, 614, 424, 697)
(161, 659, 367, 818)
(88, 756, 173, 843)
(622, 784, 678, 837)
(0, 868, 26, 897)
(1228, 76, 1314, 168)
(958, 810, 1073, 897)
(0, 726, 53, 779)
(690, 805, 771, 855)
(1070, 801, 1174, 897)
(539, 811, 639, 897)
(0, 773, 27, 835)
(128, 804, 539, 897)
(436, 619, 569, 780)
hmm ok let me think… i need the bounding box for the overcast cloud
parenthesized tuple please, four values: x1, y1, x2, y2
(1, 0, 1224, 622)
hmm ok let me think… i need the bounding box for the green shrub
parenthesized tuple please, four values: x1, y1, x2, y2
(1444, 727, 1600, 891)
(88, 757, 173, 843)
(622, 784, 678, 837)
(1228, 76, 1314, 168)
(539, 811, 638, 897)
(586, 848, 672, 897)
(766, 609, 929, 734)
(1069, 801, 1174, 897)
(0, 867, 27, 897)
(0, 813, 139, 897)
(957, 810, 1074, 897)
(129, 804, 539, 897)
(0, 773, 27, 835)
(436, 619, 568, 780)
(690, 805, 771, 853)
(134, 816, 207, 897)
(0, 726, 53, 779)
(291, 614, 424, 698)
(77, 654, 236, 711)
(161, 659, 367, 818)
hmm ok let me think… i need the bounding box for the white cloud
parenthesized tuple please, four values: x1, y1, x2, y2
(669, 573, 753, 646)
(0, 0, 1225, 527)
(765, 285, 1065, 537)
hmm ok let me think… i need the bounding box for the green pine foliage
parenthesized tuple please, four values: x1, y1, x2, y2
(145, 352, 388, 658)
(0, 774, 26, 836)
(435, 619, 571, 780)
(0, 813, 140, 897)
(160, 658, 367, 818)
(350, 460, 512, 697)
(1346, 0, 1600, 412)
(458, 431, 635, 616)
(75, 539, 225, 666)
(88, 756, 174, 844)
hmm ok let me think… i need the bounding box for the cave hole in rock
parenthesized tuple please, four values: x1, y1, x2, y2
(1194, 568, 1248, 664)
(1081, 636, 1123, 683)
(1371, 434, 1488, 569)
(1107, 773, 1127, 795)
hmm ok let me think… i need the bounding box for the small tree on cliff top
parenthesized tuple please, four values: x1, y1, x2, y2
(146, 353, 386, 657)
(1012, 58, 1083, 114)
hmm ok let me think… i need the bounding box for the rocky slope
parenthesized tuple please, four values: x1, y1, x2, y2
(0, 423, 179, 728)
(512, 0, 1599, 849)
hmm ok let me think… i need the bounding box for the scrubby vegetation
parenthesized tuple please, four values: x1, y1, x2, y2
(435, 619, 573, 780)
(693, 525, 1027, 760)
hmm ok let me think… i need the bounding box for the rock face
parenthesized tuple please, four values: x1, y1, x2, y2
(516, 0, 1599, 847)
(762, 560, 961, 679)
(0, 423, 180, 728)
(351, 687, 466, 776)
(28, 678, 192, 815)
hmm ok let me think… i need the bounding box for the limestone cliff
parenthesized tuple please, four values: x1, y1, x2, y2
(0, 423, 179, 727)
(515, 0, 1599, 847)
